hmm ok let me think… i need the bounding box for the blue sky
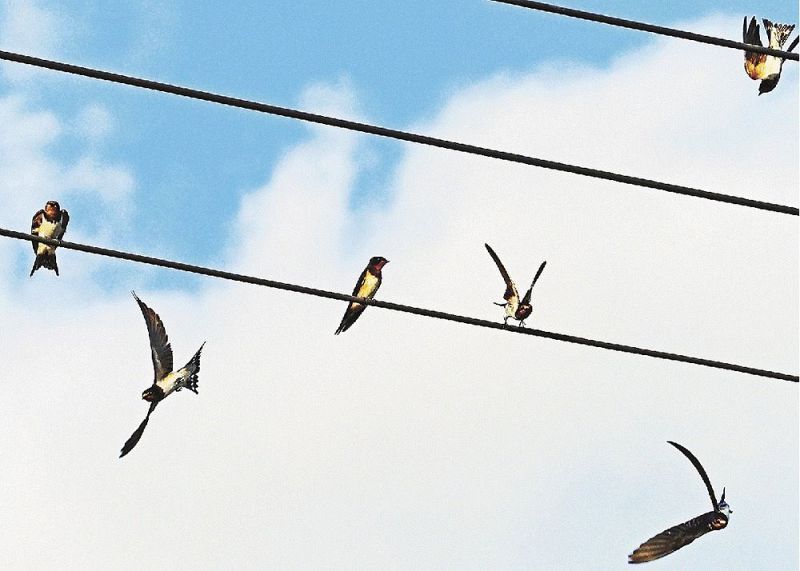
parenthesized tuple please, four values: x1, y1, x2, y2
(0, 1, 797, 569)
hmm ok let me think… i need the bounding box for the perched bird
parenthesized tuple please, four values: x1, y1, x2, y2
(485, 243, 546, 327)
(30, 200, 70, 276)
(628, 441, 732, 564)
(743, 16, 798, 95)
(120, 292, 205, 458)
(335, 256, 389, 335)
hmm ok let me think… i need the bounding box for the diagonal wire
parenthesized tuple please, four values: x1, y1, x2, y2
(0, 49, 796, 216)
(489, 0, 800, 60)
(2, 228, 796, 383)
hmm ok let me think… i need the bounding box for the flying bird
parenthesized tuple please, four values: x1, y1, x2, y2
(120, 292, 205, 458)
(743, 16, 798, 95)
(628, 441, 732, 564)
(335, 256, 389, 335)
(485, 243, 546, 327)
(30, 200, 70, 276)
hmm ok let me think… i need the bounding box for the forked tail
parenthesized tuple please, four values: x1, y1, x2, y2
(29, 252, 59, 277)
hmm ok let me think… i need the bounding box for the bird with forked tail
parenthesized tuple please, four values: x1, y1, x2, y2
(485, 243, 546, 327)
(30, 201, 69, 277)
(335, 256, 389, 335)
(743, 16, 798, 95)
(628, 441, 732, 564)
(120, 292, 205, 458)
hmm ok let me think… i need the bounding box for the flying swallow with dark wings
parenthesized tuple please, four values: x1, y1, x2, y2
(485, 243, 546, 327)
(743, 16, 798, 95)
(628, 441, 732, 564)
(30, 201, 70, 276)
(335, 256, 389, 335)
(120, 292, 205, 458)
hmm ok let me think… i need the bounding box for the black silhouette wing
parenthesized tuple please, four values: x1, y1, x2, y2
(57, 210, 69, 239)
(520, 260, 547, 305)
(120, 401, 158, 458)
(485, 243, 518, 302)
(132, 292, 173, 381)
(629, 510, 726, 564)
(668, 441, 719, 511)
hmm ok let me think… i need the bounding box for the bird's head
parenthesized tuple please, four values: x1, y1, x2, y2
(369, 256, 389, 271)
(718, 487, 732, 517)
(515, 303, 532, 321)
(142, 386, 163, 402)
(758, 76, 779, 95)
(44, 201, 61, 218)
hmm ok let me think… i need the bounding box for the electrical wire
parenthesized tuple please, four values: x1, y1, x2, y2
(489, 0, 800, 60)
(2, 228, 796, 383)
(0, 49, 796, 217)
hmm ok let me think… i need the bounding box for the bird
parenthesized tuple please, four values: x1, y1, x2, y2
(628, 441, 732, 564)
(485, 243, 546, 327)
(30, 200, 70, 276)
(120, 292, 205, 458)
(335, 256, 389, 335)
(743, 16, 798, 95)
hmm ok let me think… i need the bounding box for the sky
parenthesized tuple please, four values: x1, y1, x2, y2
(0, 0, 798, 569)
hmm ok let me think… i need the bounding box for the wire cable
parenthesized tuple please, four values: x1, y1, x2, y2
(3, 228, 796, 383)
(0, 50, 796, 217)
(489, 0, 800, 61)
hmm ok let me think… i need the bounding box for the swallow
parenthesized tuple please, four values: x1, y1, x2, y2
(120, 292, 205, 458)
(30, 200, 70, 276)
(628, 441, 732, 564)
(485, 243, 546, 327)
(335, 256, 389, 335)
(743, 16, 798, 95)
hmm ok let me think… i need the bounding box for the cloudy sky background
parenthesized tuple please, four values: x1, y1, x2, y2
(0, 1, 797, 568)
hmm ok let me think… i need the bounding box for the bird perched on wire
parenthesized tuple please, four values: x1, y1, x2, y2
(335, 256, 389, 335)
(743, 16, 798, 95)
(628, 441, 732, 564)
(485, 243, 546, 327)
(120, 292, 205, 458)
(30, 200, 70, 276)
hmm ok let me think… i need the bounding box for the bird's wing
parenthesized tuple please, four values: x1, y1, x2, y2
(668, 441, 719, 511)
(335, 268, 379, 334)
(30, 210, 44, 253)
(120, 401, 158, 458)
(628, 511, 722, 564)
(132, 292, 173, 381)
(520, 260, 547, 305)
(57, 210, 70, 239)
(743, 16, 762, 46)
(485, 243, 518, 301)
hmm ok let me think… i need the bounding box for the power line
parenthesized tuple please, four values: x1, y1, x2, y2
(0, 50, 796, 217)
(489, 0, 800, 61)
(3, 228, 796, 383)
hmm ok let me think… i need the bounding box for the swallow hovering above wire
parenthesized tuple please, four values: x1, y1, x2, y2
(485, 243, 546, 327)
(628, 441, 732, 564)
(120, 292, 205, 458)
(30, 200, 70, 277)
(335, 256, 389, 335)
(743, 16, 798, 95)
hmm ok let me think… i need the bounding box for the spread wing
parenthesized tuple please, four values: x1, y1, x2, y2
(520, 260, 547, 305)
(119, 401, 158, 458)
(668, 441, 719, 511)
(485, 243, 518, 302)
(57, 210, 70, 239)
(30, 210, 44, 253)
(628, 511, 722, 564)
(132, 292, 173, 381)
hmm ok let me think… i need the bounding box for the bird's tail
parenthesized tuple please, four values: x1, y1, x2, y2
(180, 342, 205, 394)
(29, 252, 59, 277)
(763, 19, 796, 49)
(743, 16, 760, 45)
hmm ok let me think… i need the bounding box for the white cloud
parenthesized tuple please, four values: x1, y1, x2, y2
(0, 14, 797, 570)
(0, 0, 68, 84)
